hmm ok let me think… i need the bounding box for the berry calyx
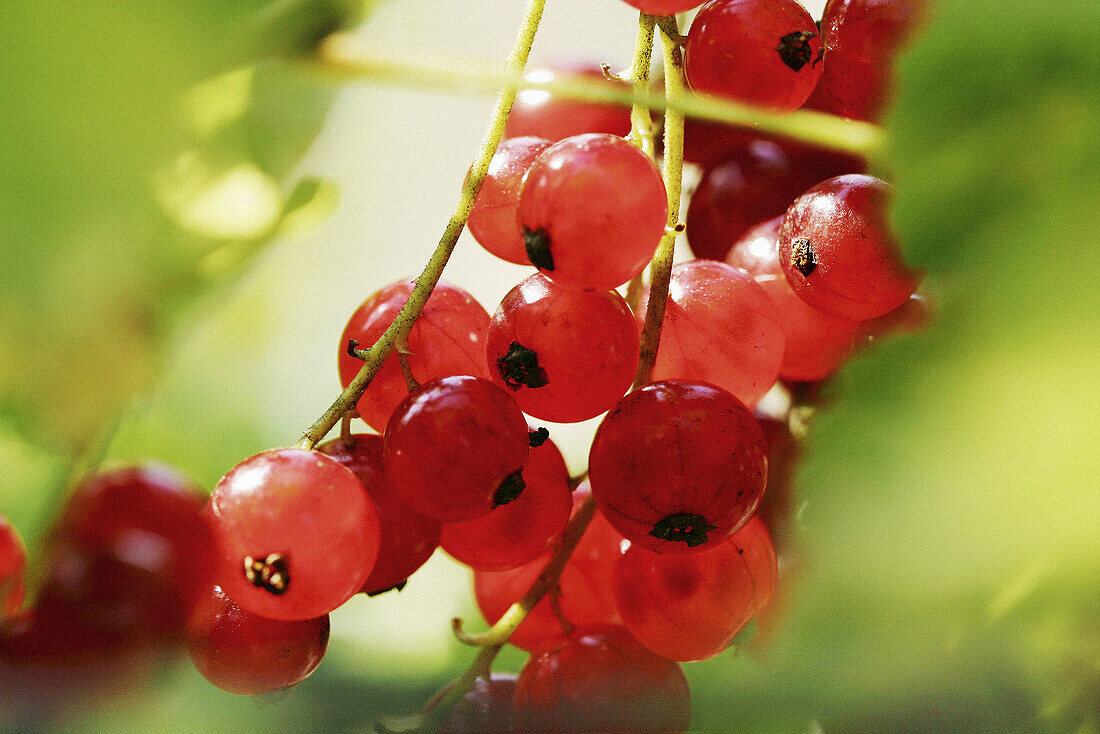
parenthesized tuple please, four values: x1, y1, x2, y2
(495, 341, 549, 390)
(649, 514, 718, 548)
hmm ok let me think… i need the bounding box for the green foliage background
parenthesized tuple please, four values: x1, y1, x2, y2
(1, 0, 1097, 731)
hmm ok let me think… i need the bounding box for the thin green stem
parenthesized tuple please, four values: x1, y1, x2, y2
(625, 14, 657, 157)
(313, 34, 883, 159)
(297, 0, 547, 450)
(430, 495, 595, 733)
(635, 16, 687, 388)
(452, 494, 596, 648)
(624, 272, 645, 311)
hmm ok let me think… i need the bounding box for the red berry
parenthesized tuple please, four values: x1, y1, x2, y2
(856, 291, 933, 348)
(505, 62, 632, 142)
(725, 215, 783, 277)
(0, 607, 157, 721)
(642, 260, 784, 408)
(0, 515, 26, 619)
(441, 435, 571, 571)
(187, 585, 329, 695)
(513, 625, 692, 733)
(518, 134, 667, 292)
(687, 138, 865, 261)
(757, 272, 861, 381)
(487, 274, 639, 423)
(779, 174, 923, 321)
(685, 0, 823, 112)
(810, 0, 930, 122)
(614, 516, 777, 661)
(622, 0, 704, 12)
(208, 448, 380, 621)
(474, 486, 624, 652)
(338, 280, 490, 432)
(45, 464, 215, 640)
(590, 381, 768, 553)
(468, 137, 552, 265)
(385, 376, 530, 522)
(317, 433, 441, 594)
(436, 673, 517, 734)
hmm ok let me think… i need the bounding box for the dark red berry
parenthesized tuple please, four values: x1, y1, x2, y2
(513, 625, 692, 733)
(187, 585, 329, 695)
(590, 381, 768, 554)
(385, 376, 530, 522)
(317, 433, 441, 594)
(685, 0, 823, 112)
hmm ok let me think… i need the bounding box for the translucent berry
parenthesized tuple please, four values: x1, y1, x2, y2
(687, 138, 864, 261)
(487, 274, 639, 422)
(385, 376, 530, 522)
(513, 625, 692, 733)
(614, 516, 778, 661)
(441, 435, 571, 571)
(0, 515, 26, 619)
(590, 381, 768, 554)
(436, 673, 517, 734)
(505, 62, 631, 142)
(317, 434, 441, 594)
(518, 133, 667, 292)
(757, 272, 861, 381)
(474, 487, 624, 652)
(468, 137, 552, 265)
(187, 585, 329, 695)
(208, 448, 381, 621)
(685, 0, 823, 112)
(725, 215, 783, 277)
(338, 280, 490, 432)
(46, 464, 216, 640)
(809, 0, 930, 122)
(643, 260, 784, 408)
(622, 0, 704, 12)
(779, 174, 923, 321)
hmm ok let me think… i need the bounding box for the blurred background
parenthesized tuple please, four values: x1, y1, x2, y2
(1, 0, 1098, 731)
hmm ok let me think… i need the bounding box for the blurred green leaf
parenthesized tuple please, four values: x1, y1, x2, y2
(0, 1, 364, 552)
(693, 0, 1100, 731)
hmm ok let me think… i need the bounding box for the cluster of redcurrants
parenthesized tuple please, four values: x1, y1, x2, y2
(0, 0, 929, 730)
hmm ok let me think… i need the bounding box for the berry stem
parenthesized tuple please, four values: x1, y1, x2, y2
(297, 0, 548, 450)
(427, 494, 596, 734)
(314, 33, 883, 159)
(625, 13, 658, 157)
(634, 15, 687, 388)
(452, 493, 596, 648)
